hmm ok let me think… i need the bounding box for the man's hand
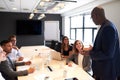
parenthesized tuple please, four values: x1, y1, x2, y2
(25, 61, 31, 65)
(83, 45, 93, 51)
(27, 67, 35, 74)
(18, 57, 24, 61)
(80, 45, 93, 56)
(12, 46, 19, 50)
(80, 50, 90, 56)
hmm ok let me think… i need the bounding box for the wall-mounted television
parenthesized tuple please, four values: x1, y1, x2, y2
(16, 20, 42, 35)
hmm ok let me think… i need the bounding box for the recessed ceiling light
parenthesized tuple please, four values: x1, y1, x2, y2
(40, 2, 45, 7)
(12, 7, 17, 10)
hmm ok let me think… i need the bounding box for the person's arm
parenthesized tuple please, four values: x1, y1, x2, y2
(66, 53, 76, 64)
(16, 50, 24, 61)
(15, 61, 31, 66)
(15, 61, 25, 66)
(0, 60, 28, 77)
(83, 56, 91, 72)
(90, 25, 116, 60)
(13, 46, 19, 51)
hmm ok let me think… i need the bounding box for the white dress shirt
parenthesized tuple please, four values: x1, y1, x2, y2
(78, 53, 84, 68)
(7, 48, 23, 61)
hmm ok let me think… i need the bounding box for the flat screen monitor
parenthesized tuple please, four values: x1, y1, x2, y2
(16, 20, 42, 35)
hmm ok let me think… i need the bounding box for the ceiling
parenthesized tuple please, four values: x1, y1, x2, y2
(0, 0, 96, 14)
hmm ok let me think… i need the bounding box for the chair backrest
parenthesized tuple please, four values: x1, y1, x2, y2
(54, 42, 61, 52)
(50, 40, 58, 49)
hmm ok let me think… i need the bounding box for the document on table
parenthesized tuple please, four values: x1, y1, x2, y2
(17, 65, 30, 71)
(34, 74, 50, 80)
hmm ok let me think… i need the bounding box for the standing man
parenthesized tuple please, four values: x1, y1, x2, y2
(82, 6, 120, 80)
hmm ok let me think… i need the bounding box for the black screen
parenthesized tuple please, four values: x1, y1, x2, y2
(16, 20, 42, 35)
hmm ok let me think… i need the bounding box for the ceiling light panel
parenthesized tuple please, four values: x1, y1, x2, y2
(4, 0, 20, 12)
(56, 0, 94, 13)
(0, 0, 9, 11)
(21, 0, 41, 13)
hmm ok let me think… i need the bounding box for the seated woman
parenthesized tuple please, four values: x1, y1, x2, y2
(61, 36, 73, 58)
(66, 40, 92, 74)
(55, 36, 72, 58)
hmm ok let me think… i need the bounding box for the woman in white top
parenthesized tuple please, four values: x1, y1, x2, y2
(66, 40, 91, 73)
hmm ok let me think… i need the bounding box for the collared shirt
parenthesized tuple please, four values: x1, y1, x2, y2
(7, 48, 23, 61)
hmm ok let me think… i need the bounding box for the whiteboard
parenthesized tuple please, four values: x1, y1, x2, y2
(44, 21, 60, 41)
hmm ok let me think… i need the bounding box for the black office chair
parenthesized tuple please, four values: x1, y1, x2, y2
(54, 42, 61, 52)
(50, 40, 58, 49)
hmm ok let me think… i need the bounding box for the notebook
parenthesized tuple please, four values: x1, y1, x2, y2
(50, 50, 62, 61)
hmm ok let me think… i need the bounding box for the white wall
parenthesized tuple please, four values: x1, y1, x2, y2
(102, 0, 120, 34)
(62, 0, 120, 37)
(44, 21, 60, 41)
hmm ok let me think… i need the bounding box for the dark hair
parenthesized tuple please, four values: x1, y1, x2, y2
(61, 36, 69, 52)
(8, 35, 16, 41)
(0, 40, 11, 46)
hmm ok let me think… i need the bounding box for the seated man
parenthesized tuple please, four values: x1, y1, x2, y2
(8, 35, 24, 61)
(0, 40, 35, 80)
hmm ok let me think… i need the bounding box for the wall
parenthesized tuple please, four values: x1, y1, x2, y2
(62, 0, 120, 38)
(102, 0, 120, 33)
(0, 12, 62, 47)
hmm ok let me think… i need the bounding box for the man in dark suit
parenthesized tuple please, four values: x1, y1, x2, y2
(0, 40, 35, 80)
(81, 6, 120, 80)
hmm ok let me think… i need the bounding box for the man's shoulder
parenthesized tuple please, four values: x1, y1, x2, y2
(0, 60, 8, 66)
(11, 48, 18, 54)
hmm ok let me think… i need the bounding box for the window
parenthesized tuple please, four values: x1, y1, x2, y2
(65, 14, 98, 44)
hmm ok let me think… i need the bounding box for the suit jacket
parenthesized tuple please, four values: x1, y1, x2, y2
(66, 53, 91, 72)
(90, 20, 120, 78)
(0, 60, 28, 80)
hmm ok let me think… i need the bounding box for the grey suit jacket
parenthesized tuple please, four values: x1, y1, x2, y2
(0, 60, 28, 80)
(66, 53, 91, 72)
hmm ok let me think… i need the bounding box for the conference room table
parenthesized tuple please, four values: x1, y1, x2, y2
(18, 45, 95, 80)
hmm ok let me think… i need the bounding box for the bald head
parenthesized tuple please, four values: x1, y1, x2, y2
(92, 6, 105, 17)
(91, 6, 106, 25)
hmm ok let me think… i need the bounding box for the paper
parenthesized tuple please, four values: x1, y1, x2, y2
(17, 66, 29, 71)
(34, 74, 49, 80)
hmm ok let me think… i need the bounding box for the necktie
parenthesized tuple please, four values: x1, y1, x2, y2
(7, 56, 16, 70)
